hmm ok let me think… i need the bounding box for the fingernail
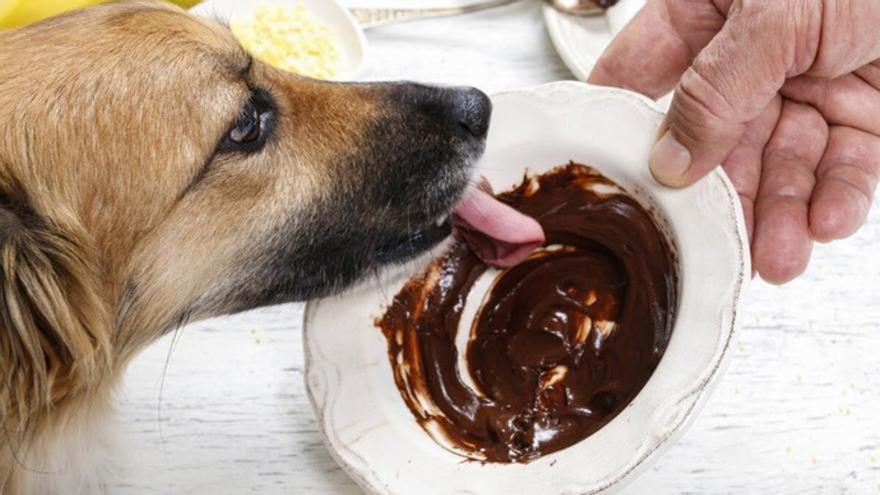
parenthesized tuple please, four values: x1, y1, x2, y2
(650, 131, 691, 187)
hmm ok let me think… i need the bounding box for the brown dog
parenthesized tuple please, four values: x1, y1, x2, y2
(0, 1, 492, 492)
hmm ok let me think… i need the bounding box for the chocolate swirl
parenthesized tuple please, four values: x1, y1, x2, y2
(376, 163, 678, 463)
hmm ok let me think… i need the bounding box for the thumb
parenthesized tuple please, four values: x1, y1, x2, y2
(651, 7, 789, 187)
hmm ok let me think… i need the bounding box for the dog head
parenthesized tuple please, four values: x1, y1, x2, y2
(0, 1, 489, 418)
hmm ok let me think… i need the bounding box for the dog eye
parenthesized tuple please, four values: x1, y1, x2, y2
(229, 104, 262, 144)
(221, 92, 275, 153)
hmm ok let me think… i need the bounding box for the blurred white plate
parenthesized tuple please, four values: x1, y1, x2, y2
(543, 0, 644, 81)
(192, 0, 368, 80)
(304, 81, 749, 495)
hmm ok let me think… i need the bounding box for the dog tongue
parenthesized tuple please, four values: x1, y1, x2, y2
(452, 187, 545, 268)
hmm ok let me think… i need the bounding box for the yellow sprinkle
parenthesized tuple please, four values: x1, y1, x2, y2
(785, 446, 792, 455)
(796, 373, 803, 381)
(232, 4, 341, 80)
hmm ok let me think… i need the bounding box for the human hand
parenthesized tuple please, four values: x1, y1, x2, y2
(588, 0, 880, 284)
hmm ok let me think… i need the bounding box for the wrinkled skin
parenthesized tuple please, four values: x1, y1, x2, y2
(590, 0, 880, 284)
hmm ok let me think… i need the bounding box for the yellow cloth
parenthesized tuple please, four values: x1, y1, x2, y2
(0, 0, 202, 29)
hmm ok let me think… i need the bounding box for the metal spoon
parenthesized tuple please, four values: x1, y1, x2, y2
(350, 0, 521, 29)
(543, 0, 610, 16)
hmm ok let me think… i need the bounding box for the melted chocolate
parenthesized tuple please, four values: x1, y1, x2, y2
(376, 163, 677, 463)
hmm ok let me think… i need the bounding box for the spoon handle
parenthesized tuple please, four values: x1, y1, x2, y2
(349, 0, 520, 29)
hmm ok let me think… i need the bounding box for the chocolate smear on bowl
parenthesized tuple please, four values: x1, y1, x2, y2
(376, 162, 678, 463)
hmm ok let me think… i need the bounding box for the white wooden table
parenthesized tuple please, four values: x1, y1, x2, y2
(116, 1, 880, 493)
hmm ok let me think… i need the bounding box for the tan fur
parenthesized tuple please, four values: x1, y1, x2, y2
(0, 1, 394, 492)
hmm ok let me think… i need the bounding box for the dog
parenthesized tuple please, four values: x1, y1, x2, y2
(0, 1, 492, 492)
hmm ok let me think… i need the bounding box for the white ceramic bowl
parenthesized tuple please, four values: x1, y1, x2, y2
(304, 81, 749, 494)
(191, 0, 368, 80)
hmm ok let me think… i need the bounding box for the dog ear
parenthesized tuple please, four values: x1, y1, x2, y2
(0, 186, 111, 427)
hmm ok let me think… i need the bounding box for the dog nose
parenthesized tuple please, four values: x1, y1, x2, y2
(447, 87, 492, 138)
(394, 84, 493, 139)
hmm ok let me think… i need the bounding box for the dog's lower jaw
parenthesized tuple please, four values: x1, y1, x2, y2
(1, 386, 117, 495)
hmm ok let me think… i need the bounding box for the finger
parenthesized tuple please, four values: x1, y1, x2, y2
(650, 6, 790, 187)
(588, 0, 726, 99)
(753, 101, 828, 285)
(721, 96, 782, 243)
(809, 126, 880, 242)
(808, 5, 880, 78)
(781, 74, 880, 135)
(855, 61, 880, 89)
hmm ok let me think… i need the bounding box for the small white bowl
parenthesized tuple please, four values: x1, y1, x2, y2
(304, 82, 750, 494)
(191, 0, 368, 80)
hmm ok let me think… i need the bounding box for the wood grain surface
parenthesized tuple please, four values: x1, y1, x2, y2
(115, 1, 880, 493)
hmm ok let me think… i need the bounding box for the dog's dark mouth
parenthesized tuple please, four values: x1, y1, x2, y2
(376, 216, 453, 264)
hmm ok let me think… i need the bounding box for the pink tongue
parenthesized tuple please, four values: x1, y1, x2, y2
(452, 188, 546, 268)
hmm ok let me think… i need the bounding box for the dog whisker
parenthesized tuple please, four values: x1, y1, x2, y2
(157, 308, 194, 450)
(371, 266, 391, 305)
